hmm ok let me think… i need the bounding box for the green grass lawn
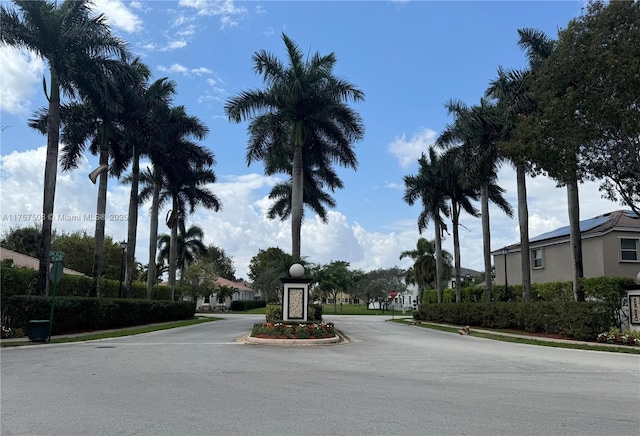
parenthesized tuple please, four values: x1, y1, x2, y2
(0, 317, 219, 348)
(392, 319, 640, 354)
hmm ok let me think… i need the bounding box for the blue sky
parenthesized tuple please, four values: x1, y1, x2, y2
(0, 0, 621, 279)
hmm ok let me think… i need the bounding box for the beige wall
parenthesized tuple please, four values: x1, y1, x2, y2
(494, 231, 640, 285)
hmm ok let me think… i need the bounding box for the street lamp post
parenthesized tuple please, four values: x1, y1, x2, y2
(119, 241, 127, 298)
(501, 246, 508, 301)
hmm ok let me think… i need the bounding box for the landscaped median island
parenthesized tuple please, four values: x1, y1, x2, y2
(245, 321, 342, 345)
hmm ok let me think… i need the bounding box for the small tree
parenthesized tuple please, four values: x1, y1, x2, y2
(182, 262, 217, 303)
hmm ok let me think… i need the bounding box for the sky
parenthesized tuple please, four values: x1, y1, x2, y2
(0, 0, 624, 280)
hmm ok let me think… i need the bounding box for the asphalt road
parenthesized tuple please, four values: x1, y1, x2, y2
(1, 314, 639, 436)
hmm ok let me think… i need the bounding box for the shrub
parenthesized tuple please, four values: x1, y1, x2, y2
(582, 276, 635, 328)
(265, 303, 283, 323)
(415, 301, 610, 341)
(308, 303, 323, 321)
(4, 296, 196, 335)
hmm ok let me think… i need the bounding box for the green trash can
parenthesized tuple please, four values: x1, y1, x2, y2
(28, 320, 50, 342)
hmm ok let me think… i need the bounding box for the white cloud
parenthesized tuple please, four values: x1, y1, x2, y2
(163, 40, 188, 50)
(157, 63, 190, 74)
(0, 146, 624, 281)
(263, 27, 275, 37)
(92, 0, 142, 33)
(388, 128, 437, 169)
(178, 0, 248, 29)
(192, 67, 213, 75)
(0, 46, 44, 115)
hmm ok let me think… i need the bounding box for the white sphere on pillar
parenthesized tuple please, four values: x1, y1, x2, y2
(289, 263, 305, 278)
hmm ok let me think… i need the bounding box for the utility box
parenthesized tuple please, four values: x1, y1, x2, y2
(28, 320, 50, 342)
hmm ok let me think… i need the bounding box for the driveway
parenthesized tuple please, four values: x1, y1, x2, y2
(2, 314, 638, 436)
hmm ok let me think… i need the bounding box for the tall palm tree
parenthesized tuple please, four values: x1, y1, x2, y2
(157, 221, 207, 289)
(225, 33, 365, 262)
(439, 147, 480, 302)
(137, 106, 211, 299)
(403, 147, 451, 303)
(28, 60, 135, 297)
(118, 71, 177, 296)
(485, 28, 556, 302)
(1, 0, 130, 295)
(163, 159, 220, 300)
(438, 99, 513, 302)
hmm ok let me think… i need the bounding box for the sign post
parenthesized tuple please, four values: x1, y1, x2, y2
(390, 290, 397, 319)
(48, 251, 65, 341)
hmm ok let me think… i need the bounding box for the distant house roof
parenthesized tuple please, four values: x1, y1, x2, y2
(493, 210, 640, 253)
(0, 247, 87, 276)
(215, 276, 252, 291)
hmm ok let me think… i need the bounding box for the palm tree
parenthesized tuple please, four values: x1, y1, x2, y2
(439, 147, 480, 302)
(158, 221, 208, 289)
(438, 99, 513, 302)
(162, 159, 220, 300)
(137, 106, 212, 299)
(1, 0, 130, 295)
(225, 33, 365, 262)
(29, 60, 136, 297)
(403, 147, 451, 303)
(400, 238, 453, 303)
(265, 159, 341, 223)
(485, 28, 556, 302)
(118, 70, 177, 296)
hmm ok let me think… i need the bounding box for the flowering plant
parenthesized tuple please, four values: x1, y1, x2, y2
(597, 328, 640, 346)
(251, 321, 335, 339)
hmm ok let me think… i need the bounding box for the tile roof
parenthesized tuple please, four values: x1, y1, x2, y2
(215, 276, 252, 291)
(0, 247, 87, 276)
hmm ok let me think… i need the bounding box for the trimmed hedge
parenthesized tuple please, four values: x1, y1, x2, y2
(0, 263, 183, 300)
(5, 295, 196, 335)
(264, 303, 323, 323)
(424, 277, 633, 303)
(414, 301, 610, 341)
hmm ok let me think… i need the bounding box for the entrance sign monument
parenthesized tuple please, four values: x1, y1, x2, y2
(282, 263, 310, 321)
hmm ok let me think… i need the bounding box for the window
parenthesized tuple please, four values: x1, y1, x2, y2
(531, 248, 543, 269)
(620, 238, 639, 261)
(204, 295, 210, 304)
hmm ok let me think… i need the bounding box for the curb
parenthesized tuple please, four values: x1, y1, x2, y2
(243, 331, 347, 346)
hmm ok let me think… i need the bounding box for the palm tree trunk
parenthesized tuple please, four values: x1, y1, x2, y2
(481, 183, 492, 302)
(37, 71, 61, 296)
(291, 120, 304, 262)
(434, 222, 444, 304)
(125, 145, 139, 296)
(452, 202, 462, 303)
(91, 138, 109, 297)
(516, 164, 531, 302)
(146, 175, 161, 299)
(567, 178, 584, 301)
(169, 199, 179, 301)
(291, 135, 304, 262)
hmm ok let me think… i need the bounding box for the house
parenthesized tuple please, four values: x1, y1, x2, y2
(0, 247, 87, 276)
(492, 210, 640, 286)
(190, 277, 254, 310)
(446, 267, 482, 289)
